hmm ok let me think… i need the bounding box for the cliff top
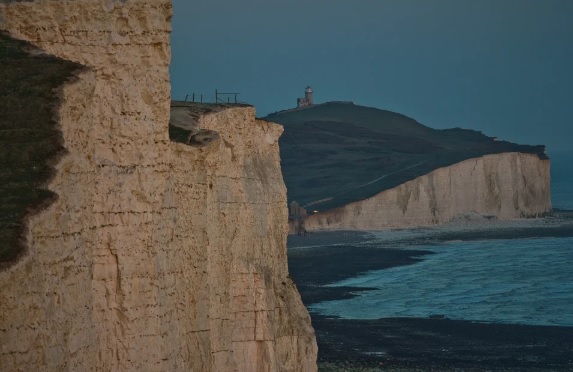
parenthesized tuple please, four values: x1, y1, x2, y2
(171, 100, 252, 115)
(264, 101, 547, 211)
(169, 101, 253, 146)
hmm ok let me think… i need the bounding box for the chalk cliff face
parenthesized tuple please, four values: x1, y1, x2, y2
(305, 153, 551, 231)
(0, 1, 316, 371)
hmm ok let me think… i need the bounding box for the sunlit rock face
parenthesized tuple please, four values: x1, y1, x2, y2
(0, 1, 316, 371)
(305, 152, 551, 231)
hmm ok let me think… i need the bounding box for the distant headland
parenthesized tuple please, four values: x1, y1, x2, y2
(264, 91, 550, 232)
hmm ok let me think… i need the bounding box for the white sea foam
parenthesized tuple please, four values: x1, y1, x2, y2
(310, 236, 573, 327)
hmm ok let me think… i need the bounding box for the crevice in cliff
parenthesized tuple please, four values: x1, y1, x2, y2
(428, 174, 438, 219)
(222, 139, 237, 162)
(0, 32, 85, 267)
(397, 184, 412, 214)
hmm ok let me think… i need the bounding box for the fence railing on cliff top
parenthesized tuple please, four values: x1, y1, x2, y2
(184, 89, 242, 104)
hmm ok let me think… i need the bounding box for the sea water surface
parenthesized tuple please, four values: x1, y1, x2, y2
(310, 151, 573, 327)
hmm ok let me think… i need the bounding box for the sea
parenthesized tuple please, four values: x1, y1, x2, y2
(309, 150, 573, 327)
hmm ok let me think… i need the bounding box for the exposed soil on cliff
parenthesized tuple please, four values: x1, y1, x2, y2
(0, 33, 83, 263)
(288, 226, 573, 371)
(266, 102, 547, 212)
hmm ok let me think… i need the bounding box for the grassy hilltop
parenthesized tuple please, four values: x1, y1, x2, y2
(264, 102, 546, 212)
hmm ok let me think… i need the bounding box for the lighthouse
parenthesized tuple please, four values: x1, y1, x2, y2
(297, 86, 314, 108)
(304, 86, 313, 104)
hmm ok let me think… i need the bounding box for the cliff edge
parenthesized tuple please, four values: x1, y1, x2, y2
(0, 1, 316, 371)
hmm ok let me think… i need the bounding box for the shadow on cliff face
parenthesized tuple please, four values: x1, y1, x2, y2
(0, 33, 83, 263)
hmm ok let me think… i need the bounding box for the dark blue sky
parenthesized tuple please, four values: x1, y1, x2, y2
(170, 1, 573, 151)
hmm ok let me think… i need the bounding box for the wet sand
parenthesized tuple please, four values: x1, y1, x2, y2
(288, 220, 573, 370)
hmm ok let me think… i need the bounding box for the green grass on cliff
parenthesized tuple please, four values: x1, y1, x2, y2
(0, 33, 83, 262)
(265, 102, 547, 211)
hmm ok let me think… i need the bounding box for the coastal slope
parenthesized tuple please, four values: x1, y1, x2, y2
(265, 102, 550, 230)
(0, 1, 316, 371)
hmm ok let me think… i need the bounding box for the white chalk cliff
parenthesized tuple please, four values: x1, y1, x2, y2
(304, 152, 551, 231)
(0, 1, 316, 371)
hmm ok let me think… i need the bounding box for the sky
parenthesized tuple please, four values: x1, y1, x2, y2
(170, 0, 573, 152)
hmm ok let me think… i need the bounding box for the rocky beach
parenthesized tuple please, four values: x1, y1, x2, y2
(288, 213, 573, 370)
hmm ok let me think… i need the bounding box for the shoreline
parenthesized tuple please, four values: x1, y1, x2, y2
(287, 213, 573, 370)
(312, 314, 573, 371)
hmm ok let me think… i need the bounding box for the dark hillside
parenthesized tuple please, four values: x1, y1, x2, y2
(0, 33, 83, 262)
(264, 102, 546, 211)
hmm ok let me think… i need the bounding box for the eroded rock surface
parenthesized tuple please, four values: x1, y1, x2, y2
(0, 1, 316, 370)
(305, 153, 551, 231)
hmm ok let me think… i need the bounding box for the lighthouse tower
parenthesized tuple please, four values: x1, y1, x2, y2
(297, 86, 314, 108)
(304, 86, 313, 105)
